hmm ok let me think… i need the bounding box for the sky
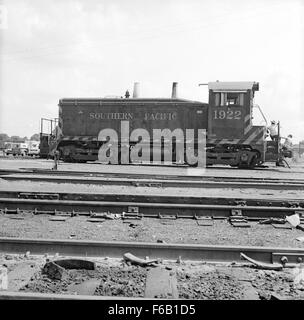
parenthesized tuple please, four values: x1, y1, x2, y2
(0, 0, 303, 142)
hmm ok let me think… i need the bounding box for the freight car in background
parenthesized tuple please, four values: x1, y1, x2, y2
(47, 81, 289, 168)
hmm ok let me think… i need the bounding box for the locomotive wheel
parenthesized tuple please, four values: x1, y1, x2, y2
(237, 151, 259, 169)
(60, 146, 76, 162)
(61, 153, 73, 162)
(237, 152, 249, 169)
(248, 154, 258, 169)
(188, 162, 198, 167)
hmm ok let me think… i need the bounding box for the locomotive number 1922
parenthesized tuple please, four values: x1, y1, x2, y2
(213, 110, 241, 120)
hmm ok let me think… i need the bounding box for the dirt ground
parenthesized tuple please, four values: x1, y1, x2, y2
(0, 215, 304, 248)
(2, 254, 304, 300)
(1, 178, 304, 200)
(1, 158, 304, 180)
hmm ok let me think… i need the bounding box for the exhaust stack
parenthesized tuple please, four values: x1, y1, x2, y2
(171, 82, 178, 99)
(133, 82, 140, 98)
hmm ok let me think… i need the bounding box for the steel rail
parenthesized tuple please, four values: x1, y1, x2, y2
(2, 174, 304, 190)
(0, 237, 303, 264)
(0, 291, 148, 300)
(1, 168, 304, 184)
(0, 197, 304, 218)
(2, 189, 303, 206)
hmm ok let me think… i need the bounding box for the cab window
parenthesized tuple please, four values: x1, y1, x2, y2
(214, 93, 244, 106)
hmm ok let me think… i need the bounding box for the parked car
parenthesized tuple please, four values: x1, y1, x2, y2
(6, 143, 28, 156)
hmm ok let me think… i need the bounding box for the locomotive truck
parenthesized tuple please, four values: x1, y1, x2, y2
(47, 81, 285, 168)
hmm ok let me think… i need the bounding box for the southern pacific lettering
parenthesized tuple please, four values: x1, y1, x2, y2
(89, 112, 177, 121)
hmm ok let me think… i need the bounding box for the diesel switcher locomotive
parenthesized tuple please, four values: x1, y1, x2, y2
(45, 81, 285, 168)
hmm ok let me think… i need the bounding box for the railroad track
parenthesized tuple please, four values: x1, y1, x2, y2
(0, 190, 303, 219)
(1, 237, 304, 300)
(1, 169, 304, 190)
(1, 168, 303, 219)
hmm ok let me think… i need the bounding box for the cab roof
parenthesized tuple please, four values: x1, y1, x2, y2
(208, 81, 259, 92)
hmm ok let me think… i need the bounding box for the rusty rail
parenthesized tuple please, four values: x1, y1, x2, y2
(0, 237, 304, 264)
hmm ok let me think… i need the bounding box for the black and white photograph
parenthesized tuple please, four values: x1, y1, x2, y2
(0, 0, 304, 311)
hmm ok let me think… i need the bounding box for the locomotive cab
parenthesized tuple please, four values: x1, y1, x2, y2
(208, 81, 260, 139)
(207, 82, 266, 168)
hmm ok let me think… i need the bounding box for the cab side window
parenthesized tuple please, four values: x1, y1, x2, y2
(214, 93, 226, 106)
(227, 93, 244, 106)
(215, 93, 221, 106)
(214, 93, 244, 106)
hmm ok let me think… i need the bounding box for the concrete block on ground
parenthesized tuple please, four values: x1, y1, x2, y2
(145, 267, 178, 299)
(8, 262, 39, 291)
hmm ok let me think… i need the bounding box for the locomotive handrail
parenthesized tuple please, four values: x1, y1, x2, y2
(253, 104, 267, 126)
